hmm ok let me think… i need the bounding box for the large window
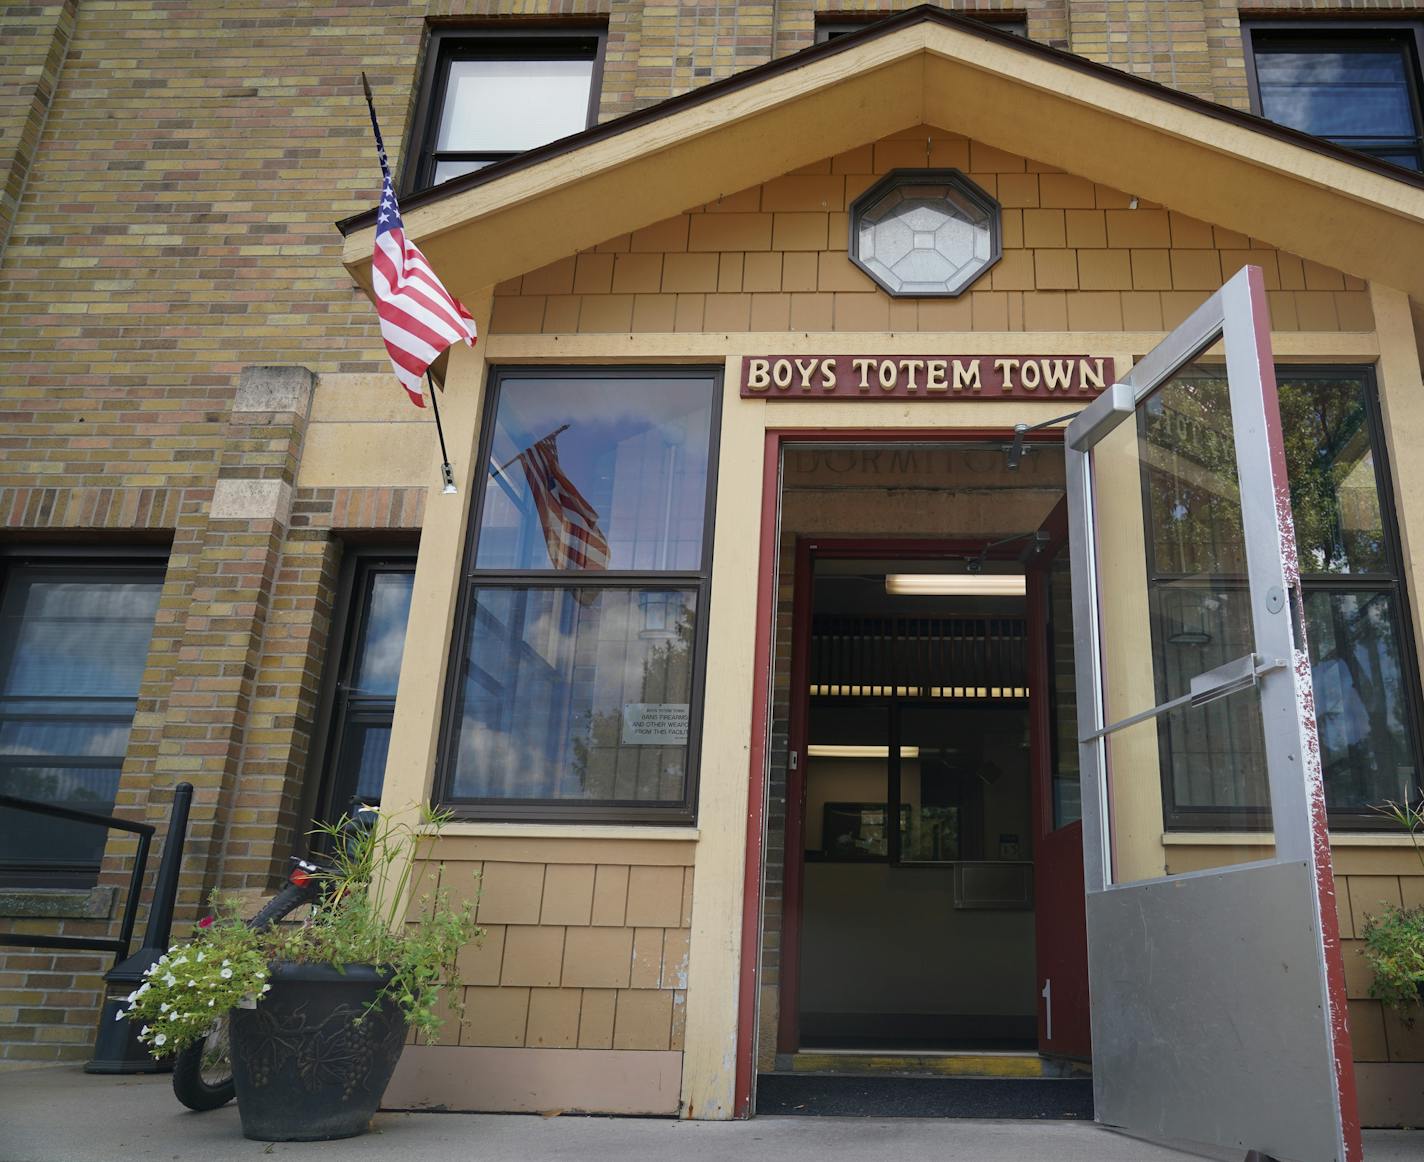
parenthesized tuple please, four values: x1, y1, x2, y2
(438, 368, 720, 822)
(1141, 367, 1424, 829)
(310, 550, 415, 823)
(1246, 26, 1424, 171)
(408, 27, 605, 192)
(0, 553, 165, 886)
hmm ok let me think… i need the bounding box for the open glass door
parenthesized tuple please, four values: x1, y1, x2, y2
(1028, 498, 1090, 1062)
(1065, 266, 1360, 1162)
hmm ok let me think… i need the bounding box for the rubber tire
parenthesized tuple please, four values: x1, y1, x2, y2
(170, 880, 317, 1112)
(171, 1024, 234, 1111)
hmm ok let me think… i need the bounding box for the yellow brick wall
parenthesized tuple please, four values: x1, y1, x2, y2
(0, 1, 72, 254)
(424, 841, 693, 1053)
(490, 127, 1372, 336)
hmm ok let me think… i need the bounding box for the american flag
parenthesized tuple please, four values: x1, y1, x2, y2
(515, 433, 611, 571)
(362, 74, 477, 408)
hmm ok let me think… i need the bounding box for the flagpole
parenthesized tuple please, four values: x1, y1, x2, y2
(427, 371, 458, 494)
(492, 424, 571, 475)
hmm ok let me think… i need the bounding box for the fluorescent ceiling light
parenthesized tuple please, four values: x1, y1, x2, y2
(885, 574, 1026, 597)
(806, 745, 921, 759)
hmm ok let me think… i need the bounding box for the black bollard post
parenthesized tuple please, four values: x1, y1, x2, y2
(86, 782, 194, 1074)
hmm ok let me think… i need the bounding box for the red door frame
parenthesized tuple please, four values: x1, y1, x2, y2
(1026, 498, 1070, 841)
(1025, 497, 1091, 1060)
(733, 427, 1064, 1117)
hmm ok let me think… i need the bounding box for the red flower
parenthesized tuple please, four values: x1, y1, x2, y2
(198, 915, 214, 929)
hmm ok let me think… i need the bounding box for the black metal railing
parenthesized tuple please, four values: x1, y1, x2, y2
(0, 784, 190, 969)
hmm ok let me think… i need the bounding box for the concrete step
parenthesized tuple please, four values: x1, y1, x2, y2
(781, 1050, 1091, 1080)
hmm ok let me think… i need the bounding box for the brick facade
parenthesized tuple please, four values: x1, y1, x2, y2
(0, 1, 1420, 1129)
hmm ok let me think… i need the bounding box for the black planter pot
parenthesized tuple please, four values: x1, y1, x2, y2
(228, 962, 407, 1142)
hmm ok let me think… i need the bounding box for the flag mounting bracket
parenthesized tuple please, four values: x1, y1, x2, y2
(427, 371, 457, 494)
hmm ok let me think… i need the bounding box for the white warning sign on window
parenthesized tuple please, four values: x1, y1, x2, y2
(622, 703, 690, 745)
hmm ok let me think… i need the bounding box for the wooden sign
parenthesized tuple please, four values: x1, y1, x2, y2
(740, 355, 1110, 400)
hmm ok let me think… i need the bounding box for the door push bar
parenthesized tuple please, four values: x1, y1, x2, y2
(1080, 653, 1287, 744)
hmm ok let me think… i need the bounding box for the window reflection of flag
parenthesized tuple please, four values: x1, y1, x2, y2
(515, 433, 611, 571)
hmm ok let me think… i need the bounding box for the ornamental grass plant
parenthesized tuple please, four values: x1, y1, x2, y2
(1361, 798, 1424, 1017)
(121, 806, 479, 1057)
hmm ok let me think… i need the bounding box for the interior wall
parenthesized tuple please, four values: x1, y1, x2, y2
(800, 865, 1036, 1022)
(799, 727, 1037, 1036)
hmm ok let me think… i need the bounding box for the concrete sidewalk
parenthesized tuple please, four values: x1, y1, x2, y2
(0, 1066, 1418, 1162)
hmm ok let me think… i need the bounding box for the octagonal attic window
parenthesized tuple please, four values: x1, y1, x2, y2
(849, 169, 1001, 297)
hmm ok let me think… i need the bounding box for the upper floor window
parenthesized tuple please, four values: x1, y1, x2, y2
(409, 27, 605, 192)
(816, 13, 1028, 41)
(437, 368, 721, 823)
(0, 552, 165, 886)
(1245, 25, 1424, 171)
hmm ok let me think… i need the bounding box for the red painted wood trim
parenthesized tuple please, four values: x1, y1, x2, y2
(734, 431, 781, 1119)
(1244, 267, 1361, 1160)
(1027, 498, 1069, 843)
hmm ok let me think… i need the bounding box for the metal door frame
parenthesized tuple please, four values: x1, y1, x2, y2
(1064, 265, 1359, 1160)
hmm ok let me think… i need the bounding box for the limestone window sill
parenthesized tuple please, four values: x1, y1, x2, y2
(0, 884, 116, 920)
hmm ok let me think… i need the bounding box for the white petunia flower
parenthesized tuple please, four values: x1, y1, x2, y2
(220, 968, 232, 979)
(153, 1033, 167, 1047)
(162, 973, 176, 987)
(114, 1009, 126, 1021)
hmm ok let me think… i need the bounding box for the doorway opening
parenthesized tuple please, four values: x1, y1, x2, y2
(753, 436, 1089, 1117)
(799, 559, 1036, 1052)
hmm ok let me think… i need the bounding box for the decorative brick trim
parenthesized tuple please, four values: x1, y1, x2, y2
(0, 486, 194, 532)
(291, 487, 427, 531)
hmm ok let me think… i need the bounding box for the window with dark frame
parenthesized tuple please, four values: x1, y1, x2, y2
(436, 368, 721, 823)
(1244, 24, 1424, 171)
(1140, 366, 1424, 831)
(408, 27, 606, 193)
(309, 550, 416, 825)
(0, 553, 166, 887)
(815, 13, 1028, 42)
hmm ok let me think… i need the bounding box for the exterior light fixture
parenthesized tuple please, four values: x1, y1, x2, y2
(884, 574, 1027, 597)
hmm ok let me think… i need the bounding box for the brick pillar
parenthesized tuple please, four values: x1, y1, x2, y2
(237, 531, 342, 888)
(145, 366, 314, 916)
(0, 0, 75, 261)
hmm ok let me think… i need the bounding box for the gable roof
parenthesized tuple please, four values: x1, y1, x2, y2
(339, 5, 1424, 302)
